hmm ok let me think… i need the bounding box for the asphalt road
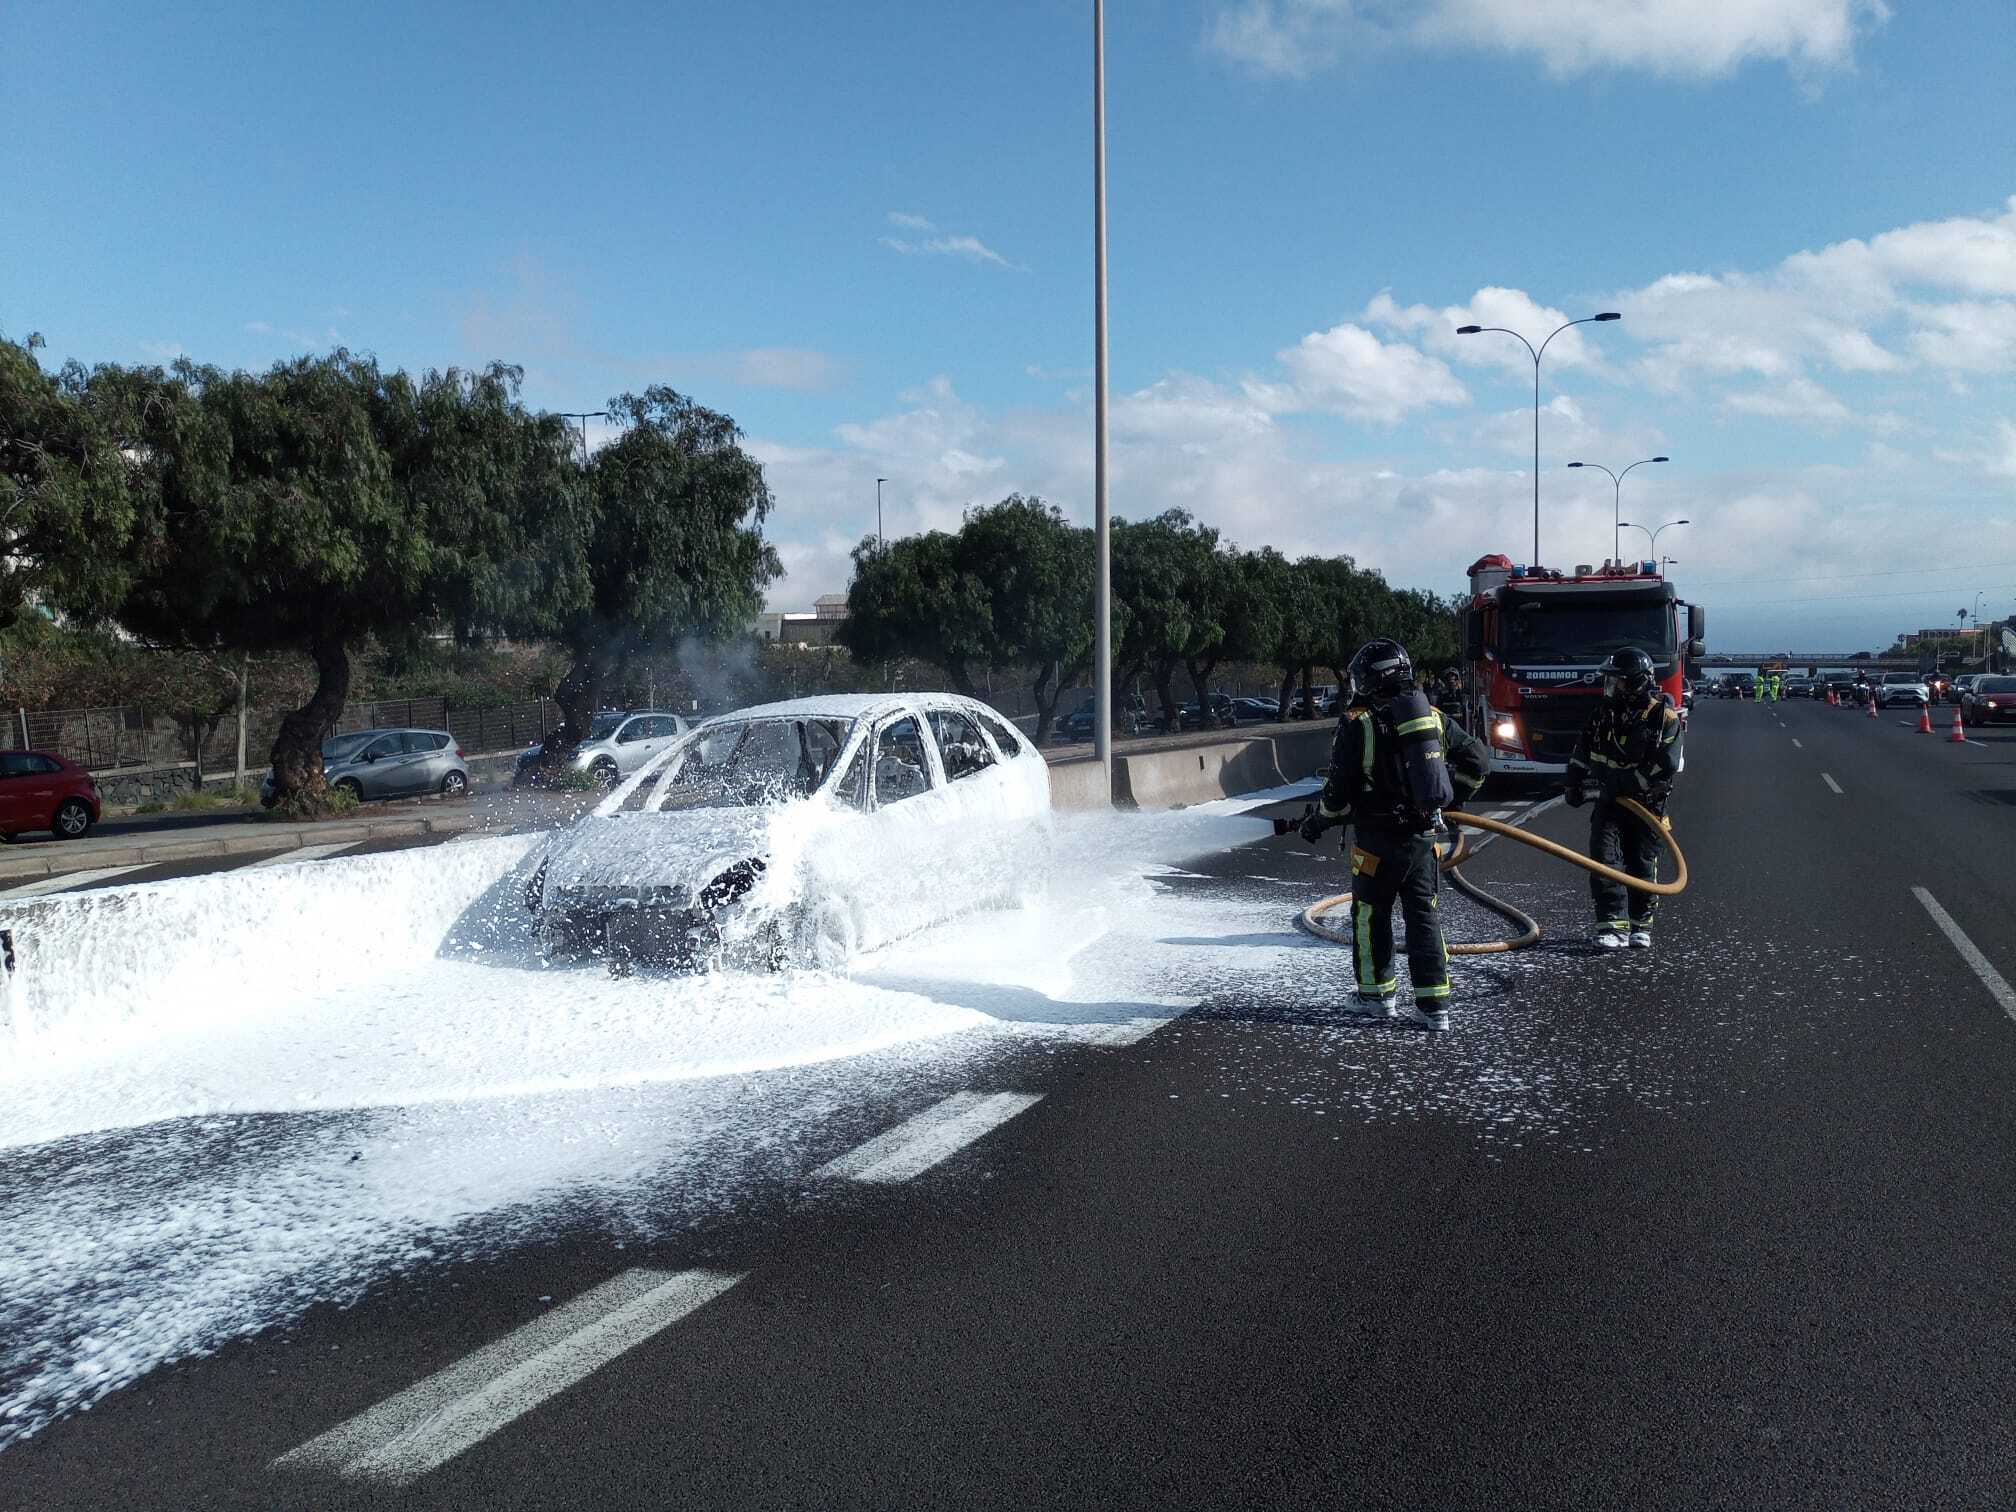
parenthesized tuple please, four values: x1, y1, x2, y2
(5, 697, 2014, 1509)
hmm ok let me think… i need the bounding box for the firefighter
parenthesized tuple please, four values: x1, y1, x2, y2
(1563, 647, 1681, 949)
(1298, 638, 1489, 1031)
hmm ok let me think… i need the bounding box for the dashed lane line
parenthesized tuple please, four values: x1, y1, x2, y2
(273, 1268, 744, 1487)
(1822, 773, 1844, 795)
(1913, 887, 2016, 1028)
(815, 1091, 1044, 1184)
(0, 864, 151, 899)
(1074, 1018, 1172, 1048)
(1792, 738, 1803, 749)
(242, 842, 359, 870)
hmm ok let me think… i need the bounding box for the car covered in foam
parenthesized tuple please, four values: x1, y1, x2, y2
(522, 693, 1050, 972)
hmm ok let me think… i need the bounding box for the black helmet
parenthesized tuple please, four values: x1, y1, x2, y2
(1348, 638, 1414, 701)
(1600, 647, 1657, 704)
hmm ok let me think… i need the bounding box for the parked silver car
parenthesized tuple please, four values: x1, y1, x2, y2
(512, 709, 690, 789)
(260, 727, 470, 804)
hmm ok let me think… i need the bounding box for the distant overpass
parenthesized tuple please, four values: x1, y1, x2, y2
(1695, 653, 1916, 669)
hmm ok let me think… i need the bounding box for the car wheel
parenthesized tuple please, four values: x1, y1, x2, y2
(793, 898, 857, 970)
(335, 778, 364, 802)
(52, 799, 92, 840)
(592, 759, 620, 790)
(441, 769, 469, 798)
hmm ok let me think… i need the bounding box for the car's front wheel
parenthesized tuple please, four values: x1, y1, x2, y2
(440, 769, 469, 798)
(591, 758, 620, 790)
(334, 778, 364, 802)
(792, 898, 858, 970)
(52, 799, 92, 840)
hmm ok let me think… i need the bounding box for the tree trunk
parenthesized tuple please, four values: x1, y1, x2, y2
(1276, 666, 1297, 723)
(266, 637, 350, 806)
(1186, 656, 1221, 727)
(1031, 660, 1062, 745)
(1151, 657, 1181, 733)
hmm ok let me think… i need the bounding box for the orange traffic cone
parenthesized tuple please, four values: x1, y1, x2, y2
(1867, 692, 1879, 719)
(1917, 704, 1934, 733)
(1950, 705, 1967, 743)
(1827, 688, 1837, 706)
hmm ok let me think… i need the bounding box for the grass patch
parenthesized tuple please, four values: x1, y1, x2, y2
(171, 784, 261, 811)
(263, 784, 362, 821)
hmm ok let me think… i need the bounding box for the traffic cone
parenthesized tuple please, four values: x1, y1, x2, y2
(1867, 693, 1879, 720)
(1826, 688, 1836, 706)
(1917, 704, 1934, 734)
(1950, 705, 1967, 743)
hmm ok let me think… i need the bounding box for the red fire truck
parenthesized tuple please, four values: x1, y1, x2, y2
(1459, 553, 1704, 779)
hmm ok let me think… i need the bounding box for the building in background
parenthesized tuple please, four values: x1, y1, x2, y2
(751, 596, 850, 648)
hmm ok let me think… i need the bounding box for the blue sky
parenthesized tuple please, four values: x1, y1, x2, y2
(5, 0, 2013, 650)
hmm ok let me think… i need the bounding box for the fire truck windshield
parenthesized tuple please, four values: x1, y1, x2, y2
(1498, 603, 1674, 666)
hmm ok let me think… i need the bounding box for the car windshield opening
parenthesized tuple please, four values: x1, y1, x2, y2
(1497, 604, 1674, 666)
(640, 717, 854, 811)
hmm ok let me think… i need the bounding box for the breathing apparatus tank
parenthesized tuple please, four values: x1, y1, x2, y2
(1378, 685, 1455, 825)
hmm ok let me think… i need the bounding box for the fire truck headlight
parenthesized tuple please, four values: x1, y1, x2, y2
(1493, 718, 1519, 742)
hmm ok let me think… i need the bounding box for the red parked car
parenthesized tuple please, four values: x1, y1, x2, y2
(1961, 675, 2016, 728)
(0, 750, 101, 840)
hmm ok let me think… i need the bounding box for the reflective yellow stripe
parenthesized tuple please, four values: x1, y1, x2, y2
(1355, 901, 1377, 991)
(1395, 715, 1439, 735)
(1355, 712, 1374, 778)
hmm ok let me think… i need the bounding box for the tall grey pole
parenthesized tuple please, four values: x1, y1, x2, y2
(1093, 0, 1112, 791)
(876, 477, 887, 550)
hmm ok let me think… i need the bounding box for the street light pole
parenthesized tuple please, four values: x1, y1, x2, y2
(555, 411, 609, 467)
(875, 477, 887, 551)
(1092, 0, 1113, 792)
(1568, 455, 1668, 562)
(1456, 313, 1621, 565)
(1619, 517, 1691, 565)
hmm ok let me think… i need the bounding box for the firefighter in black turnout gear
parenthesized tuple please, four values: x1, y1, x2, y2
(1301, 640, 1490, 1031)
(1564, 647, 1682, 950)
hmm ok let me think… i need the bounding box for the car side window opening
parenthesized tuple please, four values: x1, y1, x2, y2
(830, 746, 870, 810)
(928, 709, 996, 781)
(400, 731, 439, 754)
(616, 719, 647, 744)
(973, 710, 1023, 759)
(362, 734, 401, 761)
(0, 753, 38, 778)
(874, 717, 933, 804)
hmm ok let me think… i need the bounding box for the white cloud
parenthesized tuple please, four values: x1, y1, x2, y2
(243, 321, 273, 335)
(1261, 321, 1469, 424)
(1904, 299, 2016, 374)
(727, 347, 844, 391)
(138, 340, 186, 361)
(1208, 0, 1887, 81)
(878, 212, 1021, 270)
(1721, 376, 1855, 426)
(1367, 288, 1613, 376)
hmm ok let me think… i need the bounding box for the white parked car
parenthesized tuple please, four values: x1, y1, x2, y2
(523, 693, 1050, 971)
(513, 709, 690, 789)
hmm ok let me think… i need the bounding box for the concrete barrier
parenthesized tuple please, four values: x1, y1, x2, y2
(1115, 738, 1288, 810)
(1046, 757, 1113, 812)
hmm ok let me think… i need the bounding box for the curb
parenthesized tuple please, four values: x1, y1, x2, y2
(0, 813, 464, 883)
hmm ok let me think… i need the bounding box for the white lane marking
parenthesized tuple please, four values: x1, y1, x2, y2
(1791, 738, 1803, 749)
(1821, 773, 1844, 794)
(243, 842, 357, 870)
(274, 1268, 742, 1486)
(816, 1091, 1044, 1184)
(1913, 887, 2016, 1028)
(0, 864, 150, 898)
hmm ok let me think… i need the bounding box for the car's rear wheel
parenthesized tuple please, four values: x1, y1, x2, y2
(52, 799, 92, 840)
(440, 769, 469, 798)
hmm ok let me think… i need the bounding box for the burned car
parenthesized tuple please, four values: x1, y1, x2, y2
(522, 694, 1050, 972)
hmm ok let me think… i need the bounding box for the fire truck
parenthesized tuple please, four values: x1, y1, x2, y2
(1459, 553, 1704, 778)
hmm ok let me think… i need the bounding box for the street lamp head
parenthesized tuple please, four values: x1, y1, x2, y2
(1651, 455, 1669, 463)
(1676, 518, 1691, 525)
(1618, 521, 1634, 529)
(1456, 324, 1482, 335)
(1567, 461, 1586, 468)
(1593, 312, 1622, 321)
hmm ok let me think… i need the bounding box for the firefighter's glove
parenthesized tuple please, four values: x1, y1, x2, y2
(1563, 782, 1588, 809)
(1299, 810, 1336, 844)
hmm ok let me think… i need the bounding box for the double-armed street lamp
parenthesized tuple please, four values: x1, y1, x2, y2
(556, 410, 609, 467)
(1568, 456, 1668, 563)
(1619, 517, 1690, 568)
(1456, 312, 1621, 565)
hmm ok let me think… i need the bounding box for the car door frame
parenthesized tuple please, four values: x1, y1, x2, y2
(355, 732, 407, 798)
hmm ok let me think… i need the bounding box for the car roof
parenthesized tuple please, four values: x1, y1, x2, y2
(697, 692, 1005, 728)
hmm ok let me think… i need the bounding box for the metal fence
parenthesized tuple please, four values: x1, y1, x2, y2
(16, 698, 567, 775)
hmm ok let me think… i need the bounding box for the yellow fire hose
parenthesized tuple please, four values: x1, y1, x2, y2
(1298, 798, 1686, 955)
